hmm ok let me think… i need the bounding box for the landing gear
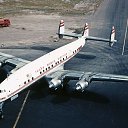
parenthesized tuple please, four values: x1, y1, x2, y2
(0, 102, 4, 119)
(0, 111, 4, 119)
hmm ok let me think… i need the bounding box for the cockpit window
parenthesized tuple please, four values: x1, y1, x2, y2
(0, 90, 2, 93)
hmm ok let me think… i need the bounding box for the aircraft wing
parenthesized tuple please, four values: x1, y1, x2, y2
(0, 52, 30, 74)
(47, 70, 128, 91)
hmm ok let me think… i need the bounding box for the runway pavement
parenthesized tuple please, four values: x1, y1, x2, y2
(0, 0, 128, 127)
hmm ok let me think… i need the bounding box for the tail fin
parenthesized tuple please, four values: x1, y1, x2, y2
(109, 26, 116, 47)
(58, 20, 65, 39)
(82, 23, 89, 37)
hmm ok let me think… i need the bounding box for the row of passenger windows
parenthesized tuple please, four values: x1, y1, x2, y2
(23, 49, 78, 86)
(22, 77, 34, 86)
(73, 48, 80, 54)
(23, 56, 68, 86)
(36, 55, 68, 74)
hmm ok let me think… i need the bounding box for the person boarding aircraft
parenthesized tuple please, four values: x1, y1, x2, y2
(0, 20, 127, 119)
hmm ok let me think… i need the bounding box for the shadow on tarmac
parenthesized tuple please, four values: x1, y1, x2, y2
(51, 89, 110, 104)
(75, 53, 96, 60)
(28, 80, 109, 105)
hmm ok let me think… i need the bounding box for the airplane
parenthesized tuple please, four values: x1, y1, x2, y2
(0, 19, 128, 119)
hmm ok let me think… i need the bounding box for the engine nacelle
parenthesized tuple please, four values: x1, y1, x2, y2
(76, 79, 89, 92)
(0, 62, 2, 67)
(49, 79, 62, 90)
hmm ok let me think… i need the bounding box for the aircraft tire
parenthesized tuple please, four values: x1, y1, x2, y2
(0, 111, 4, 119)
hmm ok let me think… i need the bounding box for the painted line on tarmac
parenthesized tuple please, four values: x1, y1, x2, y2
(122, 18, 128, 55)
(12, 90, 30, 128)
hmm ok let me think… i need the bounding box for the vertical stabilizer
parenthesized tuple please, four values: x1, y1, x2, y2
(109, 26, 116, 47)
(58, 20, 65, 39)
(82, 23, 89, 37)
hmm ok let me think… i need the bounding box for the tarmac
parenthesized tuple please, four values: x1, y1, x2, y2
(0, 0, 128, 127)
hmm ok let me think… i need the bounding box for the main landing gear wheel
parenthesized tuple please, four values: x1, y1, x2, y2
(0, 102, 4, 119)
(0, 111, 4, 119)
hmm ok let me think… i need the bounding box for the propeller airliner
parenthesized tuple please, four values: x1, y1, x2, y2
(0, 20, 127, 119)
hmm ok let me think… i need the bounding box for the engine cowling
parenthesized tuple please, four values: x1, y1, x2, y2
(0, 61, 5, 67)
(0, 62, 2, 67)
(75, 79, 89, 92)
(49, 79, 62, 90)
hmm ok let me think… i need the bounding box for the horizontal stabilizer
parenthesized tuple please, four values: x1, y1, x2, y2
(58, 20, 117, 47)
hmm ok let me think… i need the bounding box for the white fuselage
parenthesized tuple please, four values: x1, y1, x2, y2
(0, 37, 85, 102)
